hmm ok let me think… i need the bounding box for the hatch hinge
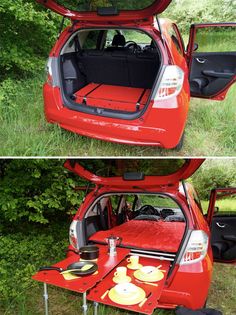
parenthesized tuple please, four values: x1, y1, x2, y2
(68, 20, 80, 33)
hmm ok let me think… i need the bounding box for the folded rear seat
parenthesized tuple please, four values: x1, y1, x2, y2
(77, 49, 159, 89)
(78, 50, 130, 86)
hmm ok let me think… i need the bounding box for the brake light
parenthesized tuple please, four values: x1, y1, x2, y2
(180, 230, 208, 265)
(69, 220, 78, 250)
(45, 58, 53, 86)
(154, 65, 184, 102)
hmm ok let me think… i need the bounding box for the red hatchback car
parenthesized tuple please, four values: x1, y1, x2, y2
(64, 159, 236, 312)
(38, 1, 236, 149)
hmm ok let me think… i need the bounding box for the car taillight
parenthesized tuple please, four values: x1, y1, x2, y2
(180, 230, 209, 265)
(45, 58, 53, 86)
(153, 65, 184, 103)
(69, 220, 78, 250)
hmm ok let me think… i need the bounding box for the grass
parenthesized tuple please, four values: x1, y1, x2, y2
(0, 74, 235, 156)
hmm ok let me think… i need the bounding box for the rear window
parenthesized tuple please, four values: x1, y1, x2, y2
(77, 159, 186, 177)
(55, 0, 156, 11)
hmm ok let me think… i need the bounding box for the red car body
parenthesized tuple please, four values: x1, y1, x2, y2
(63, 159, 236, 311)
(37, 1, 236, 149)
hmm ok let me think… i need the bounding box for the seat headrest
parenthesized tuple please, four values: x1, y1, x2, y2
(112, 34, 126, 47)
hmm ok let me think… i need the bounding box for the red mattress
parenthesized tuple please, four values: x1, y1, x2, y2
(89, 220, 185, 253)
(74, 83, 150, 112)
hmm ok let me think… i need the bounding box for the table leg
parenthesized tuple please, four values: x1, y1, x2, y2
(43, 283, 49, 315)
(93, 302, 99, 315)
(82, 292, 88, 315)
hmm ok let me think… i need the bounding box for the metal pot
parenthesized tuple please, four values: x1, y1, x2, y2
(79, 245, 99, 260)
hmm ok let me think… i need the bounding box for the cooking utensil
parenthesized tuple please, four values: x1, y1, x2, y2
(105, 235, 122, 256)
(139, 292, 152, 307)
(79, 245, 99, 260)
(39, 261, 98, 276)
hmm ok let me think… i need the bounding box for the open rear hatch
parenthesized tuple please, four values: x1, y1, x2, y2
(64, 159, 205, 189)
(37, 0, 171, 23)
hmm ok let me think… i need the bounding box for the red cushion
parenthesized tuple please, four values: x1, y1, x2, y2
(89, 220, 185, 253)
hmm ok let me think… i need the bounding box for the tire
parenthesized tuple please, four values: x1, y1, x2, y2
(173, 132, 185, 151)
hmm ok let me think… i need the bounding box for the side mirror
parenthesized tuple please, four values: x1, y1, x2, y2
(193, 43, 198, 51)
(214, 206, 219, 214)
(186, 42, 198, 52)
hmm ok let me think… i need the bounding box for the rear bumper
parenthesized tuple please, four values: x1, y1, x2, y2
(44, 84, 189, 149)
(159, 257, 213, 309)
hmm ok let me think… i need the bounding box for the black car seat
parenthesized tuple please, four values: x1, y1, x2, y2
(106, 34, 126, 51)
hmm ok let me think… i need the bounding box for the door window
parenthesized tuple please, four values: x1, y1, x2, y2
(194, 26, 235, 53)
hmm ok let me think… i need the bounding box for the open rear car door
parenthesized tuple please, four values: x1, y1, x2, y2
(36, 0, 171, 23)
(207, 188, 236, 264)
(187, 23, 236, 100)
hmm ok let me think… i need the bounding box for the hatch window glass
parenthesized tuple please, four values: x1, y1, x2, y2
(76, 159, 186, 177)
(55, 0, 157, 11)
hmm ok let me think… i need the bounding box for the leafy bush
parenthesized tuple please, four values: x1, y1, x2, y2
(164, 0, 236, 33)
(0, 159, 85, 224)
(191, 159, 236, 199)
(0, 223, 68, 306)
(0, 0, 61, 80)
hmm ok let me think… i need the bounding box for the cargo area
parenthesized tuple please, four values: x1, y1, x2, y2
(84, 193, 186, 258)
(59, 29, 161, 115)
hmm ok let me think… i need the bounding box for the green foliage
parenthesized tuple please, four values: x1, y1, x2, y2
(191, 159, 236, 199)
(0, 223, 68, 306)
(0, 159, 85, 224)
(0, 0, 61, 80)
(164, 0, 236, 33)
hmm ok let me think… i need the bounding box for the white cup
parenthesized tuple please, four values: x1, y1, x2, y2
(114, 266, 127, 280)
(127, 255, 139, 267)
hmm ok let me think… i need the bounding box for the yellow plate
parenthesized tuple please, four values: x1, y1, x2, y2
(113, 275, 131, 284)
(127, 263, 143, 270)
(108, 286, 146, 305)
(134, 269, 164, 282)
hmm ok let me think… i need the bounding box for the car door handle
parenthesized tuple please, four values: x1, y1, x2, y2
(196, 58, 206, 64)
(216, 222, 226, 228)
(202, 70, 234, 78)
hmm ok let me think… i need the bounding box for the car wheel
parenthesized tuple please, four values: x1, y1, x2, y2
(173, 132, 185, 151)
